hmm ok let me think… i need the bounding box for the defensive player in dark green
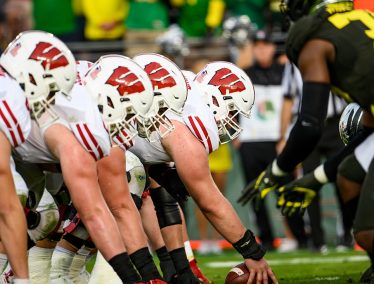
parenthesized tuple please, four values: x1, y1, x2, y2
(238, 0, 374, 281)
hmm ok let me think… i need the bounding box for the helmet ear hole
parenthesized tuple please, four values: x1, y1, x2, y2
(212, 96, 219, 107)
(29, 73, 36, 85)
(107, 96, 114, 108)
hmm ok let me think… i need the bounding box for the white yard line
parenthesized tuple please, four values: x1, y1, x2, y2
(206, 255, 369, 268)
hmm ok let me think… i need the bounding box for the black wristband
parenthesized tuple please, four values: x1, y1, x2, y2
(232, 230, 266, 260)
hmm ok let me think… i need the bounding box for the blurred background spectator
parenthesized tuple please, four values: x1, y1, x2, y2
(33, 0, 80, 41)
(1, 0, 32, 51)
(125, 0, 169, 57)
(233, 29, 286, 251)
(81, 0, 126, 41)
(176, 0, 225, 39)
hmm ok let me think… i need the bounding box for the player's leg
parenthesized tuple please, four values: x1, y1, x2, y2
(180, 207, 211, 284)
(68, 242, 95, 284)
(97, 147, 162, 282)
(148, 176, 200, 284)
(28, 190, 61, 283)
(351, 158, 374, 282)
(45, 125, 137, 283)
(140, 194, 177, 282)
(338, 138, 374, 282)
(29, 239, 56, 283)
(0, 133, 28, 281)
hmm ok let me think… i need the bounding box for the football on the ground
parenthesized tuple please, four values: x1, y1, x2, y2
(225, 262, 273, 284)
(225, 263, 249, 284)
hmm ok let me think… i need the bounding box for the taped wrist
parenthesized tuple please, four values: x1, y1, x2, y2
(232, 230, 266, 260)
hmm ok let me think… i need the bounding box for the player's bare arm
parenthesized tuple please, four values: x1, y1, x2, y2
(44, 124, 126, 260)
(97, 146, 149, 254)
(298, 39, 335, 83)
(0, 131, 28, 279)
(162, 121, 278, 284)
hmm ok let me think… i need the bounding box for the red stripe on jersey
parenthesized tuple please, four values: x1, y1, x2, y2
(188, 116, 203, 142)
(195, 116, 213, 153)
(115, 131, 133, 150)
(76, 124, 96, 160)
(0, 104, 17, 146)
(3, 101, 25, 143)
(83, 124, 104, 159)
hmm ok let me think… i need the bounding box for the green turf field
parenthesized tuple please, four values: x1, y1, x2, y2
(86, 248, 369, 283)
(189, 249, 369, 283)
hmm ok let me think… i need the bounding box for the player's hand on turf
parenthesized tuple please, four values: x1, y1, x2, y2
(277, 170, 322, 216)
(245, 258, 278, 284)
(238, 160, 288, 208)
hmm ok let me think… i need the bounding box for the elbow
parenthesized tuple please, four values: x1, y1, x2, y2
(295, 114, 323, 143)
(63, 147, 97, 180)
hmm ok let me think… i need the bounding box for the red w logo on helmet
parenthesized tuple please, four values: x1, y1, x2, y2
(29, 42, 69, 70)
(208, 68, 245, 94)
(106, 66, 145, 96)
(144, 62, 176, 90)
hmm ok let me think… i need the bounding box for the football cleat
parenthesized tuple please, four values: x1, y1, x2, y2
(0, 269, 13, 284)
(139, 280, 167, 284)
(189, 259, 211, 284)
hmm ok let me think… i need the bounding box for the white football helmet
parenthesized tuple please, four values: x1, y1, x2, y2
(84, 54, 154, 149)
(133, 53, 188, 141)
(0, 30, 77, 125)
(339, 102, 363, 145)
(194, 61, 255, 144)
(126, 151, 147, 197)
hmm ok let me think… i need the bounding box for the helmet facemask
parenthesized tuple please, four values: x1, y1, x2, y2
(137, 93, 175, 142)
(84, 55, 155, 149)
(133, 53, 188, 142)
(21, 70, 66, 127)
(211, 94, 243, 144)
(98, 92, 140, 150)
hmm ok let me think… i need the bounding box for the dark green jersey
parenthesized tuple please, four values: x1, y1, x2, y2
(286, 6, 374, 115)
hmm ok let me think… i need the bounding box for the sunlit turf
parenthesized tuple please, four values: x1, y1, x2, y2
(86, 248, 369, 283)
(187, 249, 369, 283)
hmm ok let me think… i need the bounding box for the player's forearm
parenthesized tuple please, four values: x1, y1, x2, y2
(97, 148, 148, 254)
(277, 82, 330, 172)
(197, 193, 246, 244)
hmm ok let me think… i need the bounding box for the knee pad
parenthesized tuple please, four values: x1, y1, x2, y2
(27, 204, 59, 242)
(10, 158, 28, 206)
(150, 187, 182, 229)
(149, 164, 189, 202)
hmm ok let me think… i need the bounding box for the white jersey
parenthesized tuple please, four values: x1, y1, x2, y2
(131, 72, 219, 164)
(10, 156, 28, 198)
(16, 66, 111, 163)
(0, 68, 31, 147)
(355, 132, 374, 173)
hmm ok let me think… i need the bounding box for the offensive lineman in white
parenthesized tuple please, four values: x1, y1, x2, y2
(0, 31, 155, 283)
(130, 55, 278, 284)
(0, 64, 31, 282)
